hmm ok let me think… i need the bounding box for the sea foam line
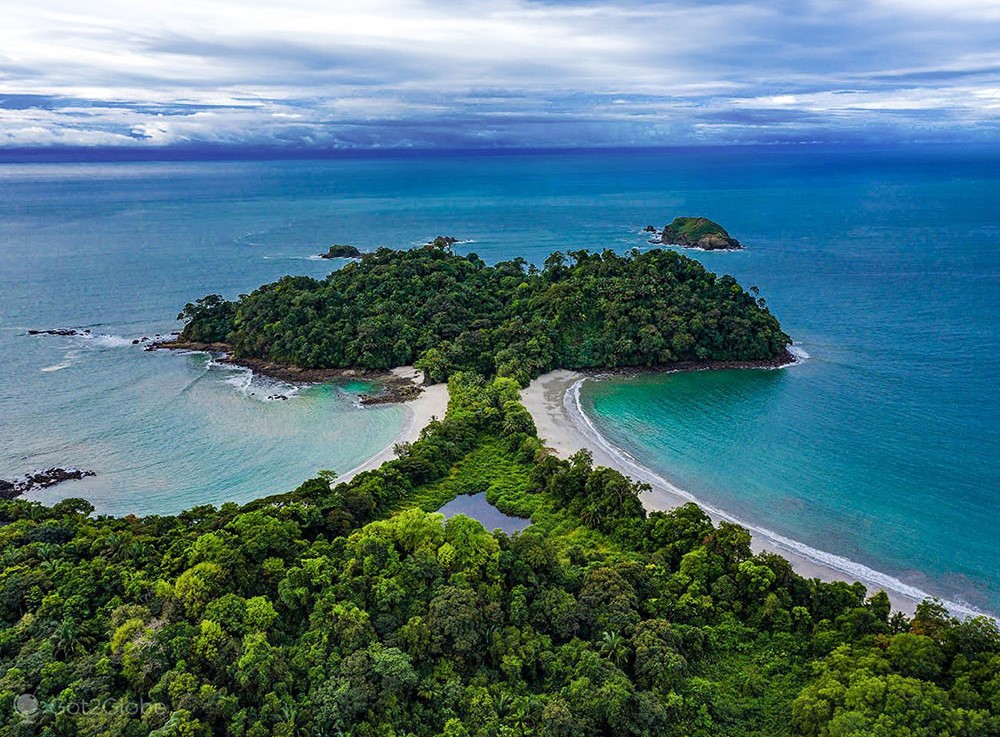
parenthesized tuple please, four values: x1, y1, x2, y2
(84, 333, 135, 348)
(566, 377, 992, 620)
(204, 357, 300, 402)
(40, 349, 81, 373)
(788, 343, 810, 360)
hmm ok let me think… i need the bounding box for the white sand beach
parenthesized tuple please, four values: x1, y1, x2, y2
(522, 369, 925, 615)
(336, 366, 449, 485)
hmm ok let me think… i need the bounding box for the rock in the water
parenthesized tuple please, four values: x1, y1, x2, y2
(428, 236, 459, 248)
(643, 225, 658, 233)
(0, 467, 97, 499)
(319, 244, 362, 259)
(659, 217, 742, 250)
(28, 328, 91, 337)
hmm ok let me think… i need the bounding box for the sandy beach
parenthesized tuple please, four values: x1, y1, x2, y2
(336, 366, 450, 485)
(522, 369, 926, 615)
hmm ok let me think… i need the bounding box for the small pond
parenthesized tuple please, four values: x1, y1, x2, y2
(436, 492, 531, 534)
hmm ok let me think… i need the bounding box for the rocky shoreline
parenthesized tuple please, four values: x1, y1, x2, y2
(149, 340, 425, 404)
(28, 328, 180, 346)
(1, 467, 96, 500)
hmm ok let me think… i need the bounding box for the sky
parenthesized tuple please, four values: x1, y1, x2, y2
(1, 0, 998, 149)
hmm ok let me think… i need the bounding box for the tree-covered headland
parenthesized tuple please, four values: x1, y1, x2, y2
(177, 244, 790, 384)
(2, 244, 997, 737)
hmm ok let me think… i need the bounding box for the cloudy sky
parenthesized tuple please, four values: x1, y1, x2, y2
(1, 0, 998, 148)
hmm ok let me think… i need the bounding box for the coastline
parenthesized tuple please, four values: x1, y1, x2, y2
(334, 366, 450, 485)
(573, 350, 797, 379)
(149, 342, 449, 486)
(521, 369, 980, 618)
(151, 341, 422, 403)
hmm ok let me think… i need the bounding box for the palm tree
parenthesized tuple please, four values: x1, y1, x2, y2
(280, 703, 310, 737)
(493, 690, 515, 719)
(51, 618, 94, 659)
(598, 630, 631, 670)
(103, 533, 124, 559)
(35, 543, 59, 562)
(579, 505, 602, 529)
(126, 541, 149, 563)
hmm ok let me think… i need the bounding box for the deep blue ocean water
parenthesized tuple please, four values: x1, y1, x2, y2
(0, 146, 997, 612)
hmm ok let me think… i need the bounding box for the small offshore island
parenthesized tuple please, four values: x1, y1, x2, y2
(319, 244, 363, 259)
(2, 242, 996, 737)
(648, 216, 743, 250)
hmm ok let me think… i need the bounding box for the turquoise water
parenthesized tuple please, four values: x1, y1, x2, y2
(0, 147, 996, 612)
(0, 162, 404, 515)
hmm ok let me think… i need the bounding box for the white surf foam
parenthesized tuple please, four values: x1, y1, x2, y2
(566, 377, 992, 620)
(40, 349, 81, 373)
(655, 242, 748, 254)
(788, 343, 811, 361)
(262, 254, 327, 261)
(412, 238, 476, 247)
(206, 358, 300, 402)
(80, 333, 135, 348)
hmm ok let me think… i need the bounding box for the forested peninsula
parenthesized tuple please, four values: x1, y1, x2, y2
(2, 244, 997, 737)
(175, 244, 791, 385)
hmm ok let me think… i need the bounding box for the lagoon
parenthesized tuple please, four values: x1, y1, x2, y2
(436, 492, 531, 535)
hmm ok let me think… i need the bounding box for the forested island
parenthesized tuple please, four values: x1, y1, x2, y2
(657, 217, 743, 251)
(2, 243, 997, 737)
(176, 244, 790, 385)
(319, 245, 362, 259)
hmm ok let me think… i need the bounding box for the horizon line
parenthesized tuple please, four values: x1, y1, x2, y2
(2, 140, 998, 164)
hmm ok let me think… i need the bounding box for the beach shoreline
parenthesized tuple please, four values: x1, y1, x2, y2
(335, 366, 450, 485)
(522, 369, 937, 616)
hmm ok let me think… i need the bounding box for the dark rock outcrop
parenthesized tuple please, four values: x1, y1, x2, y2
(28, 329, 90, 337)
(1, 467, 96, 499)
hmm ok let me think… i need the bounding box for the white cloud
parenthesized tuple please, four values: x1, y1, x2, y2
(871, 0, 1000, 21)
(0, 0, 997, 147)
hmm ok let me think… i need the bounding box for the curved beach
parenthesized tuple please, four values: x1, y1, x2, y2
(336, 366, 450, 485)
(522, 369, 984, 618)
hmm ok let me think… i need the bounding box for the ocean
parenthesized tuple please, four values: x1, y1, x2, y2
(0, 146, 997, 613)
